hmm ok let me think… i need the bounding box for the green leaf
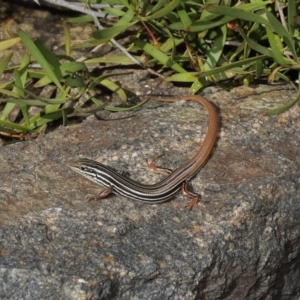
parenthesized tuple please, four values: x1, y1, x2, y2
(0, 90, 20, 98)
(0, 98, 67, 106)
(0, 119, 32, 132)
(85, 55, 138, 64)
(14, 69, 30, 126)
(142, 0, 181, 20)
(265, 26, 290, 67)
(198, 55, 267, 78)
(63, 22, 71, 56)
(265, 93, 300, 115)
(0, 37, 20, 51)
(0, 52, 13, 78)
(237, 26, 274, 57)
(255, 58, 263, 79)
(205, 4, 271, 26)
(214, 1, 271, 12)
(177, 9, 192, 29)
(103, 7, 126, 17)
(190, 79, 206, 94)
(92, 24, 134, 40)
(165, 72, 198, 82)
(88, 72, 131, 92)
(115, 8, 135, 26)
(68, 15, 94, 23)
(19, 51, 30, 86)
(159, 37, 184, 53)
(18, 29, 65, 93)
(93, 10, 136, 41)
(151, 0, 171, 14)
(60, 61, 88, 73)
(34, 61, 88, 87)
(117, 0, 134, 10)
(100, 79, 127, 102)
(131, 37, 186, 73)
(287, 0, 297, 35)
(204, 24, 226, 69)
(25, 86, 71, 130)
(13, 59, 32, 127)
(266, 10, 299, 63)
(34, 40, 61, 73)
(0, 81, 19, 121)
(177, 15, 234, 32)
(64, 75, 86, 88)
(27, 108, 74, 129)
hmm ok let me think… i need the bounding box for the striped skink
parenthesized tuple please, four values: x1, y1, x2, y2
(70, 95, 218, 208)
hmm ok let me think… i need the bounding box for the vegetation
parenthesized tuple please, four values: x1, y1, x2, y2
(0, 0, 299, 139)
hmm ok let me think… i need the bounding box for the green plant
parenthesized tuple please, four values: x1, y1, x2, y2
(0, 0, 299, 140)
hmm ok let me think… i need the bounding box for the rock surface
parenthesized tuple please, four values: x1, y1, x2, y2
(1, 83, 300, 299)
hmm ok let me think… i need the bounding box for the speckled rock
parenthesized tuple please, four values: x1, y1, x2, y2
(1, 83, 300, 300)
